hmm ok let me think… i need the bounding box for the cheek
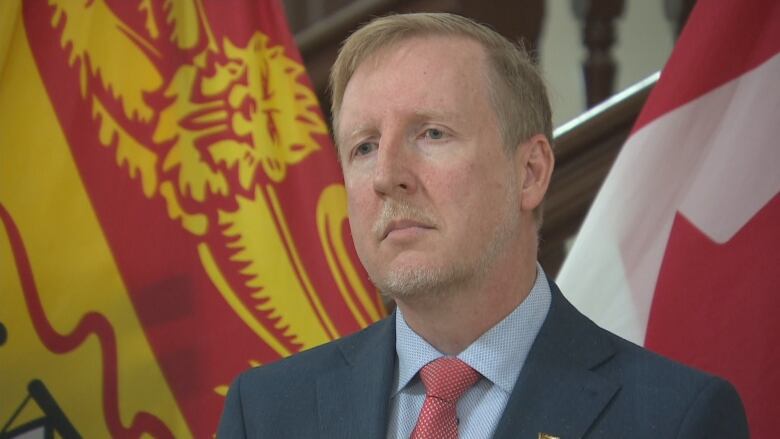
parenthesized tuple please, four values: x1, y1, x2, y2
(428, 162, 485, 207)
(441, 165, 510, 226)
(426, 171, 479, 239)
(346, 188, 375, 238)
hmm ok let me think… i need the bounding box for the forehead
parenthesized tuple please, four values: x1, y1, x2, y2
(336, 35, 494, 138)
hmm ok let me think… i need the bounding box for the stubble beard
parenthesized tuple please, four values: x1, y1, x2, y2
(372, 182, 521, 300)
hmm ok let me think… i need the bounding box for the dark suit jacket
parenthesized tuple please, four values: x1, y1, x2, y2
(217, 281, 749, 438)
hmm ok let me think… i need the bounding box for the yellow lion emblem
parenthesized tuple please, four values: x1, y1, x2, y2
(48, 0, 383, 362)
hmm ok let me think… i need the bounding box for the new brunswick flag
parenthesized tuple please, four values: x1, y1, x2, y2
(0, 1, 384, 437)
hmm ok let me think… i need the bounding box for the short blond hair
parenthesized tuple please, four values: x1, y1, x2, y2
(329, 12, 552, 149)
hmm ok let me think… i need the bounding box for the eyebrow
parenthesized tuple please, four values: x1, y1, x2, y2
(411, 109, 461, 124)
(336, 125, 375, 150)
(337, 109, 465, 146)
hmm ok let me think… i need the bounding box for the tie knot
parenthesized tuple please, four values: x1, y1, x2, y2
(419, 357, 479, 403)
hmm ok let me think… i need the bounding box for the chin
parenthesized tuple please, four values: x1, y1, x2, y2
(372, 262, 468, 299)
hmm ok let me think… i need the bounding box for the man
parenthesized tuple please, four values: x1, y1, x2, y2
(218, 13, 748, 438)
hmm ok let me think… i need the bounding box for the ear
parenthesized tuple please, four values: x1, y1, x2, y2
(515, 134, 554, 212)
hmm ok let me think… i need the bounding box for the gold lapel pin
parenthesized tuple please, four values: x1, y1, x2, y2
(538, 434, 560, 439)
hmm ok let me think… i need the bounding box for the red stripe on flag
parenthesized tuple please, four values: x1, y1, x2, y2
(645, 194, 780, 438)
(632, 0, 780, 134)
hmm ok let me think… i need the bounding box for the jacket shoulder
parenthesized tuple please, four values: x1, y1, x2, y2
(590, 321, 748, 437)
(240, 315, 392, 382)
(216, 317, 394, 438)
(547, 281, 747, 437)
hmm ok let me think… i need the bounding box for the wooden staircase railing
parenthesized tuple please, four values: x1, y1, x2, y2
(540, 72, 658, 277)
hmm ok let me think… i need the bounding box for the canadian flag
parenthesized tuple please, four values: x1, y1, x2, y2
(556, 0, 780, 437)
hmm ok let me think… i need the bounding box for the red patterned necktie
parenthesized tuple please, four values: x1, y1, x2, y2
(410, 357, 480, 439)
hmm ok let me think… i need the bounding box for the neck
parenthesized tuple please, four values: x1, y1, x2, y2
(394, 249, 538, 355)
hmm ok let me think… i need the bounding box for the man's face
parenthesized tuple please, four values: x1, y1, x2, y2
(337, 36, 524, 298)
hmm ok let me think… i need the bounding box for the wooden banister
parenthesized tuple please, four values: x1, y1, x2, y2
(540, 72, 658, 277)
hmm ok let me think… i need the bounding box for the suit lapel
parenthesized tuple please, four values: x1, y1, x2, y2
(493, 282, 620, 439)
(316, 316, 396, 439)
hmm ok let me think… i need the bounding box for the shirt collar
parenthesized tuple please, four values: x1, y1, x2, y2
(393, 263, 552, 395)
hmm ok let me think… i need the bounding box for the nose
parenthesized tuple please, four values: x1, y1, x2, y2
(372, 134, 417, 197)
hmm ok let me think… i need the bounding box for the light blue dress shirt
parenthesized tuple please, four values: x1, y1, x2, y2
(386, 264, 552, 439)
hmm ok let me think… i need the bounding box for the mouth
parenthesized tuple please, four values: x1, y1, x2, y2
(381, 219, 435, 240)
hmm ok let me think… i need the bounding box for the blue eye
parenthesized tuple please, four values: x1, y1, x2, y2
(426, 128, 444, 140)
(353, 142, 376, 157)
